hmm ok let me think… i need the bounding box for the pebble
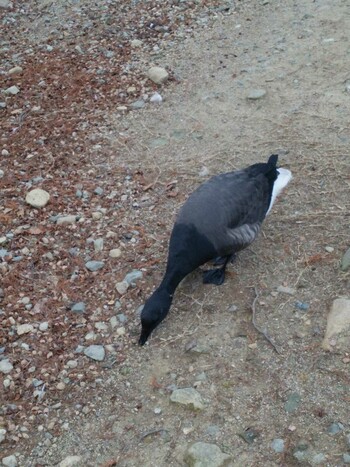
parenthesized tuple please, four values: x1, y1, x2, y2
(150, 92, 163, 104)
(39, 322, 49, 332)
(116, 326, 125, 336)
(185, 442, 231, 467)
(25, 188, 50, 208)
(84, 345, 105, 361)
(325, 246, 334, 253)
(205, 425, 220, 436)
(66, 360, 78, 369)
(294, 301, 309, 311)
(0, 428, 6, 443)
(147, 66, 169, 84)
(94, 187, 104, 196)
(0, 359, 13, 374)
(130, 39, 143, 47)
(109, 248, 121, 258)
(124, 270, 143, 285)
(170, 387, 204, 410)
(92, 211, 103, 220)
(2, 455, 17, 467)
(114, 300, 121, 310)
(284, 392, 301, 413)
(94, 238, 104, 252)
(0, 169, 4, 178)
(239, 427, 258, 444)
(198, 166, 210, 177)
(56, 215, 77, 225)
(271, 438, 285, 453)
(8, 66, 23, 75)
(4, 85, 20, 95)
(154, 407, 162, 415)
(246, 89, 267, 100)
(130, 99, 145, 109)
(0, 237, 6, 245)
(17, 323, 34, 335)
(85, 261, 104, 272)
(343, 454, 350, 464)
(327, 422, 344, 434)
(58, 456, 82, 467)
(71, 302, 86, 313)
(95, 321, 108, 331)
(322, 298, 350, 350)
(0, 0, 13, 8)
(312, 453, 326, 464)
(116, 281, 129, 295)
(277, 285, 296, 295)
(117, 313, 127, 323)
(56, 382, 66, 390)
(340, 247, 350, 271)
(109, 316, 118, 328)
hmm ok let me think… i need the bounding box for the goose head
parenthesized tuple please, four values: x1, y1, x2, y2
(139, 287, 173, 345)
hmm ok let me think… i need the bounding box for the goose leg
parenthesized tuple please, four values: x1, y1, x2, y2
(212, 253, 236, 266)
(203, 255, 233, 286)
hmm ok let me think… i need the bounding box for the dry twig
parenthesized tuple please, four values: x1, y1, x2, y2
(251, 287, 281, 354)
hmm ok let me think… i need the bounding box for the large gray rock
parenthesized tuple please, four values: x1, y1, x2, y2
(322, 298, 350, 351)
(170, 388, 205, 410)
(2, 455, 17, 467)
(185, 442, 232, 467)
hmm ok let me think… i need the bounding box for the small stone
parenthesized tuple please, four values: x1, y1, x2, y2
(228, 304, 238, 312)
(130, 99, 145, 109)
(17, 323, 33, 335)
(117, 313, 127, 323)
(198, 166, 210, 177)
(325, 246, 334, 253)
(94, 238, 104, 252)
(294, 301, 309, 311)
(25, 188, 50, 208)
(205, 425, 220, 436)
(0, 359, 13, 374)
(322, 298, 350, 350)
(0, 170, 4, 178)
(340, 247, 350, 271)
(277, 285, 296, 295)
(154, 407, 162, 415)
(109, 248, 122, 258)
(150, 92, 163, 104)
(116, 281, 129, 295)
(0, 237, 6, 245)
(56, 382, 65, 390)
(271, 439, 285, 453)
(185, 442, 231, 467)
(4, 85, 20, 95)
(327, 422, 344, 434)
(246, 89, 267, 100)
(85, 261, 104, 272)
(110, 316, 118, 329)
(0, 428, 6, 443)
(94, 187, 103, 196)
(284, 392, 301, 413)
(58, 456, 82, 467)
(124, 270, 143, 285)
(95, 321, 108, 331)
(2, 455, 17, 467)
(56, 215, 77, 225)
(84, 345, 105, 361)
(239, 427, 259, 444)
(66, 360, 78, 369)
(92, 211, 103, 220)
(343, 454, 350, 464)
(170, 387, 204, 410)
(39, 322, 48, 332)
(116, 327, 125, 336)
(71, 302, 86, 313)
(8, 66, 23, 75)
(130, 39, 143, 47)
(0, 0, 13, 8)
(147, 66, 169, 85)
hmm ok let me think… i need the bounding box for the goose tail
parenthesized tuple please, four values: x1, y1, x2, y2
(267, 154, 279, 167)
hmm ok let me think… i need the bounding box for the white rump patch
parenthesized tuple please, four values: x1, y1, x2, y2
(267, 167, 292, 215)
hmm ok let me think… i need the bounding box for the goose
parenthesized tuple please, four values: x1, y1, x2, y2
(139, 154, 292, 345)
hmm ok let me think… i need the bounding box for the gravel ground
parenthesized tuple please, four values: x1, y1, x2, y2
(1, 0, 350, 466)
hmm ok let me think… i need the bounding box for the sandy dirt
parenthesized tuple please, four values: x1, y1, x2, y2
(1, 0, 350, 466)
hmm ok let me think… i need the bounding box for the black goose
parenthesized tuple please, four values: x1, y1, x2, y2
(139, 154, 292, 345)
